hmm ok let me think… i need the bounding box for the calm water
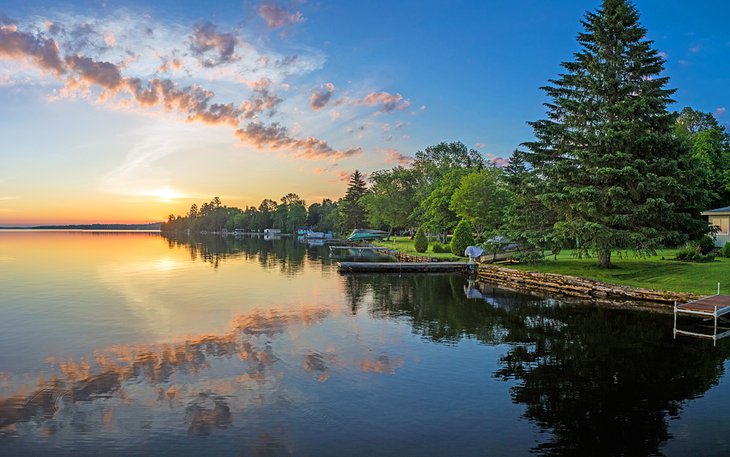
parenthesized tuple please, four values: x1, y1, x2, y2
(1, 231, 729, 456)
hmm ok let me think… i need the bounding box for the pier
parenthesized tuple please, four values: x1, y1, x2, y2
(674, 286, 730, 345)
(337, 261, 469, 273)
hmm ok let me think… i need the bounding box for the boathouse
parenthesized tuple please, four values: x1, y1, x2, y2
(701, 206, 730, 247)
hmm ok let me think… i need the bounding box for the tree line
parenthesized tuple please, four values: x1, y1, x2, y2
(164, 1, 730, 267)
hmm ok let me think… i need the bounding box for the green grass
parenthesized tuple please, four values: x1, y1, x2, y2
(509, 249, 729, 295)
(372, 236, 465, 261)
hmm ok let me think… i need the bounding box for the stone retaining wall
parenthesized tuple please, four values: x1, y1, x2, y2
(476, 264, 699, 306)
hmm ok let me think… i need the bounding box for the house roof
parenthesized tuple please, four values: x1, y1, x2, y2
(701, 205, 730, 216)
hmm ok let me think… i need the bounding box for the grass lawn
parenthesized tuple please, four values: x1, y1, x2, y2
(372, 236, 464, 261)
(509, 249, 730, 295)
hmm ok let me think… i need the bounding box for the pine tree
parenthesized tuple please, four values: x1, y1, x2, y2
(522, 0, 707, 267)
(340, 170, 369, 231)
(451, 220, 475, 257)
(414, 226, 428, 253)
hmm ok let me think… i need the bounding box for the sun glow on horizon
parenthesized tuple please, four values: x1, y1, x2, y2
(150, 187, 185, 202)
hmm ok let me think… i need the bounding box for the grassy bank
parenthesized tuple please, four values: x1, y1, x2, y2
(369, 239, 727, 296)
(372, 236, 464, 261)
(508, 249, 728, 296)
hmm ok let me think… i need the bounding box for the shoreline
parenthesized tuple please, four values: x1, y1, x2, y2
(476, 263, 700, 309)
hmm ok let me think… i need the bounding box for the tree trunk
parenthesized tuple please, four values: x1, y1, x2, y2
(597, 248, 611, 268)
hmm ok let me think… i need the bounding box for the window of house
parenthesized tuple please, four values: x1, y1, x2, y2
(710, 216, 729, 235)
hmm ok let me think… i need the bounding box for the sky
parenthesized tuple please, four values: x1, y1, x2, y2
(0, 0, 728, 225)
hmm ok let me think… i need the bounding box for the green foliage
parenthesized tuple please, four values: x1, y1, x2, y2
(718, 244, 730, 258)
(675, 107, 730, 209)
(432, 242, 448, 253)
(420, 168, 466, 237)
(512, 251, 546, 264)
(339, 170, 369, 231)
(361, 166, 419, 232)
(451, 220, 475, 256)
(161, 195, 340, 235)
(675, 245, 716, 263)
(414, 227, 428, 253)
(504, 150, 558, 253)
(520, 0, 708, 268)
(697, 236, 716, 255)
(450, 168, 511, 238)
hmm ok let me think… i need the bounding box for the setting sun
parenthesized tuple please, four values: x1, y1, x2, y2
(151, 187, 184, 201)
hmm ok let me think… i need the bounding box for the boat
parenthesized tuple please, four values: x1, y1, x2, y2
(297, 228, 333, 239)
(347, 229, 389, 241)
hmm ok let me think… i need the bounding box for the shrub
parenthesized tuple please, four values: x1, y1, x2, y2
(675, 246, 715, 263)
(432, 242, 448, 253)
(697, 236, 716, 255)
(451, 220, 475, 256)
(718, 244, 730, 258)
(414, 227, 428, 253)
(512, 251, 545, 264)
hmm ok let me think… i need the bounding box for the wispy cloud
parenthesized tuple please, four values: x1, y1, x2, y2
(717, 107, 727, 116)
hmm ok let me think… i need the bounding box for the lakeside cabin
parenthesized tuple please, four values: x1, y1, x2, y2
(701, 206, 730, 247)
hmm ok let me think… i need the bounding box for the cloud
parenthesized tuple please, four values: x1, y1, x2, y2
(475, 143, 485, 149)
(66, 55, 122, 89)
(190, 21, 238, 67)
(354, 91, 411, 112)
(384, 148, 412, 166)
(309, 82, 334, 111)
(689, 45, 701, 53)
(716, 107, 726, 116)
(489, 157, 509, 168)
(258, 3, 304, 29)
(658, 51, 668, 59)
(0, 23, 65, 75)
(236, 122, 362, 160)
(2, 17, 358, 162)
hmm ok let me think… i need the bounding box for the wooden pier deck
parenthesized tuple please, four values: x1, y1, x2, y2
(674, 293, 730, 345)
(337, 261, 469, 273)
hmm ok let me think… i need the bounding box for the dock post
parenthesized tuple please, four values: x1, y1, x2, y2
(714, 306, 718, 347)
(673, 301, 677, 340)
(718, 282, 721, 295)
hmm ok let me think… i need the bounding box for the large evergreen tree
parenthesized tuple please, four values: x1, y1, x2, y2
(522, 0, 707, 267)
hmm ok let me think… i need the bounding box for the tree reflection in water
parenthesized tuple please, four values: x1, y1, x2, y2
(347, 273, 730, 456)
(162, 233, 315, 275)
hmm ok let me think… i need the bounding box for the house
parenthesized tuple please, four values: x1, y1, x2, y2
(701, 206, 730, 247)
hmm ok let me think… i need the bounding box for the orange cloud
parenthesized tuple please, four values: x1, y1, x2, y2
(0, 23, 65, 75)
(356, 91, 411, 112)
(384, 148, 412, 166)
(258, 3, 304, 29)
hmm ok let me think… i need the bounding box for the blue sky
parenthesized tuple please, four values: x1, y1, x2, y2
(0, 0, 728, 224)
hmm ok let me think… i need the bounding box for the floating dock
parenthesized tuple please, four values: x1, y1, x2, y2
(337, 261, 469, 273)
(674, 290, 730, 345)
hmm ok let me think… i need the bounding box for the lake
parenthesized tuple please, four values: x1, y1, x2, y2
(1, 231, 729, 456)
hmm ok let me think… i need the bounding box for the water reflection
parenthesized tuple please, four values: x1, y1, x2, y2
(345, 273, 730, 455)
(161, 233, 316, 275)
(3, 232, 730, 456)
(0, 307, 330, 437)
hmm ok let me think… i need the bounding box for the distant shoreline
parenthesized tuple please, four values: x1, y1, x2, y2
(0, 223, 162, 230)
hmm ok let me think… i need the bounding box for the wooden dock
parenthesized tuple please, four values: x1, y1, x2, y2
(337, 261, 469, 273)
(674, 292, 730, 345)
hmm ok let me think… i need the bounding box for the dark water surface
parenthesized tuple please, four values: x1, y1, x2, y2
(1, 231, 729, 456)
